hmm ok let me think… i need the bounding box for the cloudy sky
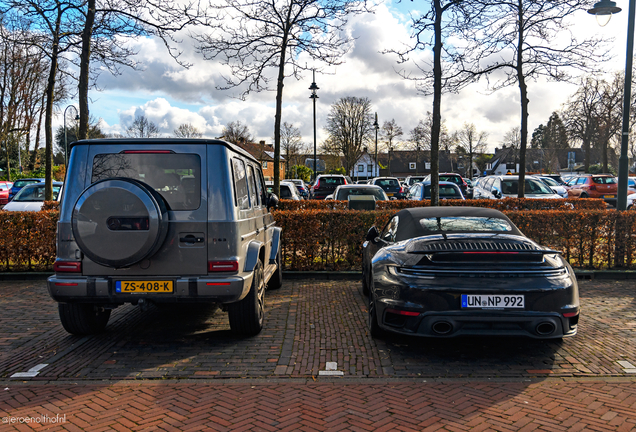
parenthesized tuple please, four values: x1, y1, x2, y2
(61, 0, 629, 153)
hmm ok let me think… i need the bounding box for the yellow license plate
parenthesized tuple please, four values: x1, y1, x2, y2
(116, 280, 173, 293)
(605, 195, 615, 198)
(387, 193, 394, 196)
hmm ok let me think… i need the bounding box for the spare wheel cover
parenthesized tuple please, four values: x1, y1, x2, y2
(72, 178, 169, 268)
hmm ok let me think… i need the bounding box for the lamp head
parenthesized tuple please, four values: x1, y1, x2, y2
(588, 0, 621, 26)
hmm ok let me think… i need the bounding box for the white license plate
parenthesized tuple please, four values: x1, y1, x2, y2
(461, 294, 524, 309)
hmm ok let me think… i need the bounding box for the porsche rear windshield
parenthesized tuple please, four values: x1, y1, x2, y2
(418, 217, 513, 232)
(91, 153, 201, 211)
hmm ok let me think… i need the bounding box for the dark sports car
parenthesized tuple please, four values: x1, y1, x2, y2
(362, 207, 579, 339)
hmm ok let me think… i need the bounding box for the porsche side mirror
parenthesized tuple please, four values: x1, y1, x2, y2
(366, 226, 380, 243)
(267, 193, 279, 210)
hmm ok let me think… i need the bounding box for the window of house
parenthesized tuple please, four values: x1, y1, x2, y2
(262, 161, 268, 169)
(358, 164, 364, 172)
(409, 162, 416, 170)
(367, 164, 372, 172)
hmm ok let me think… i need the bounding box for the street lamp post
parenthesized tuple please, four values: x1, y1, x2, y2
(63, 105, 79, 167)
(309, 71, 319, 183)
(373, 113, 379, 177)
(588, 0, 634, 210)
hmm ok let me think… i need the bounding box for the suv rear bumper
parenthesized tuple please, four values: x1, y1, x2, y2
(47, 274, 253, 305)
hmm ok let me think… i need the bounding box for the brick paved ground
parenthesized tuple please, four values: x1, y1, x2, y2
(1, 278, 635, 430)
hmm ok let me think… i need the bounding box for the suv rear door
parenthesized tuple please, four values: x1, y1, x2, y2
(80, 143, 208, 276)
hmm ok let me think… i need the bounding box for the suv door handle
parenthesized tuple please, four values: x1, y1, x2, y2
(180, 235, 204, 244)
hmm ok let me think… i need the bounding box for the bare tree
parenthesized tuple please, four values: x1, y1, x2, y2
(381, 119, 403, 176)
(324, 96, 374, 175)
(126, 115, 159, 138)
(194, 0, 369, 196)
(407, 117, 431, 175)
(174, 123, 203, 138)
(456, 123, 488, 178)
(464, 0, 609, 197)
(221, 121, 253, 145)
(279, 122, 306, 174)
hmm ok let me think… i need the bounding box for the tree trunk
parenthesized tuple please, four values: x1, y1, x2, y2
(44, 13, 61, 201)
(78, 0, 96, 141)
(431, 0, 443, 206)
(29, 97, 45, 171)
(273, 29, 290, 198)
(516, 0, 527, 198)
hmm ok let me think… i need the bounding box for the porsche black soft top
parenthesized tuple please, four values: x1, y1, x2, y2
(394, 206, 522, 241)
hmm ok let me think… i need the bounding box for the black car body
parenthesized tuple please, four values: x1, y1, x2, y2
(370, 177, 406, 199)
(362, 207, 579, 339)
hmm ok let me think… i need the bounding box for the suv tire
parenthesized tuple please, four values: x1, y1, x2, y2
(228, 259, 265, 335)
(72, 178, 169, 268)
(267, 248, 283, 290)
(58, 303, 111, 335)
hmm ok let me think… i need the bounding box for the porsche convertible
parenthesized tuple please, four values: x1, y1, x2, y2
(362, 207, 579, 339)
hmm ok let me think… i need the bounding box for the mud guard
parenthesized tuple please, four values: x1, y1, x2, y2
(244, 240, 264, 272)
(269, 227, 282, 265)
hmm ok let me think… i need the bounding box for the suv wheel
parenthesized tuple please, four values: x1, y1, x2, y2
(72, 178, 169, 268)
(228, 260, 265, 336)
(267, 248, 283, 290)
(58, 303, 111, 335)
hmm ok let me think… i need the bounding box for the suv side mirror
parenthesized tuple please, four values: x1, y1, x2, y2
(267, 193, 279, 210)
(366, 226, 380, 243)
(491, 187, 502, 199)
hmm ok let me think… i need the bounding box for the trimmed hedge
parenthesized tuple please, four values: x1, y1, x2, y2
(1, 199, 633, 272)
(277, 198, 607, 211)
(0, 210, 58, 271)
(274, 208, 636, 271)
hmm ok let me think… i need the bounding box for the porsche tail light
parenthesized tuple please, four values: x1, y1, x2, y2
(208, 260, 239, 272)
(385, 308, 420, 317)
(54, 261, 82, 273)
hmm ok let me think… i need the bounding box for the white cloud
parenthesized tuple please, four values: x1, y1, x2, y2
(85, 1, 627, 153)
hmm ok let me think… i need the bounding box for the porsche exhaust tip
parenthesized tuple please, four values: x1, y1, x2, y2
(432, 321, 453, 335)
(536, 322, 556, 336)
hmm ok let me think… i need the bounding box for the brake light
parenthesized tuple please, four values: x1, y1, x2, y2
(563, 312, 579, 318)
(122, 150, 173, 154)
(54, 261, 82, 273)
(385, 308, 420, 317)
(208, 260, 239, 272)
(589, 184, 596, 191)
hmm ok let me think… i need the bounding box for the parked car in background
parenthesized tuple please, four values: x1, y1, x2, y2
(541, 174, 567, 186)
(628, 177, 636, 189)
(310, 174, 348, 199)
(370, 177, 406, 199)
(288, 179, 309, 199)
(8, 178, 45, 202)
(406, 181, 465, 201)
(472, 175, 562, 200)
(423, 173, 471, 198)
(536, 176, 568, 198)
(362, 207, 579, 339)
(564, 174, 635, 206)
(325, 184, 389, 201)
(266, 181, 302, 200)
(628, 192, 636, 209)
(3, 182, 63, 211)
(0, 181, 14, 205)
(404, 176, 428, 188)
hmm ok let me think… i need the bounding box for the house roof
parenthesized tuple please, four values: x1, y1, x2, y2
(236, 141, 285, 162)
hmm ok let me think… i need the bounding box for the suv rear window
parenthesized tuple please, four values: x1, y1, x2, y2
(92, 153, 201, 211)
(320, 177, 345, 186)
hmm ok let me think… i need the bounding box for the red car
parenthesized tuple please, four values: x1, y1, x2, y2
(565, 175, 636, 206)
(0, 181, 14, 205)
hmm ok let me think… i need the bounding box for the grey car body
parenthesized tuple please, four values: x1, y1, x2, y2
(472, 175, 562, 200)
(48, 138, 282, 336)
(406, 181, 465, 200)
(326, 184, 389, 201)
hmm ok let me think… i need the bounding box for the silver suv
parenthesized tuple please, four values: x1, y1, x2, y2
(48, 139, 282, 336)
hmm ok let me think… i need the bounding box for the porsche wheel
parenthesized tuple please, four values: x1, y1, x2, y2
(368, 282, 384, 338)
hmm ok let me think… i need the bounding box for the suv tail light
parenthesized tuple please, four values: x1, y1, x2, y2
(589, 184, 596, 191)
(54, 261, 82, 273)
(208, 260, 239, 272)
